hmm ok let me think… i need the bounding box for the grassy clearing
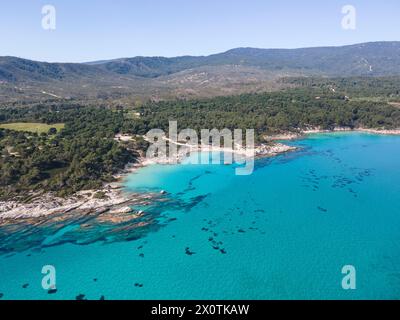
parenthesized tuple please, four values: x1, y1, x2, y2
(0, 122, 65, 133)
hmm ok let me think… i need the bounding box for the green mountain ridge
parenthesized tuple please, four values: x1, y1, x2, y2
(1, 41, 400, 101)
(88, 41, 400, 77)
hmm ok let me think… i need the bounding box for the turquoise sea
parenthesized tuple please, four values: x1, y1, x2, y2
(1, 132, 400, 300)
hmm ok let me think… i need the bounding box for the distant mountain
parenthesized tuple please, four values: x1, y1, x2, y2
(89, 42, 400, 77)
(0, 56, 112, 82)
(1, 41, 400, 101)
(89, 56, 205, 78)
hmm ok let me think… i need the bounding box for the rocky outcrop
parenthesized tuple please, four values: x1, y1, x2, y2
(0, 189, 155, 220)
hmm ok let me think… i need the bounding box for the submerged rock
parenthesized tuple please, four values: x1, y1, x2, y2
(185, 247, 196, 255)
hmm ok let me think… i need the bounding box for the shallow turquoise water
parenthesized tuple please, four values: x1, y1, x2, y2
(1, 132, 400, 300)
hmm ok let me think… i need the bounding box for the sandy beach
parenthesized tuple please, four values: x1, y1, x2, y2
(5, 127, 398, 221)
(0, 139, 296, 221)
(265, 127, 400, 141)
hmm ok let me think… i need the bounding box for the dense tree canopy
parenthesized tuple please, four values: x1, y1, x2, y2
(0, 106, 138, 199)
(139, 89, 400, 139)
(1, 82, 400, 200)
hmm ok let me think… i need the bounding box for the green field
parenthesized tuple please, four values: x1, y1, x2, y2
(0, 122, 65, 133)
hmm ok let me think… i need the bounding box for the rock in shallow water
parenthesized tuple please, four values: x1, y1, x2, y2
(108, 206, 133, 214)
(185, 247, 196, 255)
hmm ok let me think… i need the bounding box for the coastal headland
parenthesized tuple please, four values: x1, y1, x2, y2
(2, 127, 399, 221)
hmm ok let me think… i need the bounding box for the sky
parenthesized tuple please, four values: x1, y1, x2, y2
(0, 0, 399, 62)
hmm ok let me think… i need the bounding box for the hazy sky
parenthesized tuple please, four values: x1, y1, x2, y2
(0, 0, 399, 62)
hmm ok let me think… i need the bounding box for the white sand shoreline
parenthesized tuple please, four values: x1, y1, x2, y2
(304, 127, 400, 136)
(266, 127, 400, 141)
(0, 141, 296, 221)
(3, 127, 396, 221)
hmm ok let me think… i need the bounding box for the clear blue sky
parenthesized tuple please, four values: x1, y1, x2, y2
(0, 0, 399, 62)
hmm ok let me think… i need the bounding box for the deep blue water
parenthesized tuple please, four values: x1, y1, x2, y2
(1, 132, 400, 300)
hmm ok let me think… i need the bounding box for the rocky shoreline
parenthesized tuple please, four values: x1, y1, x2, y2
(265, 127, 400, 141)
(303, 127, 400, 136)
(0, 186, 158, 221)
(3, 127, 397, 222)
(0, 141, 296, 221)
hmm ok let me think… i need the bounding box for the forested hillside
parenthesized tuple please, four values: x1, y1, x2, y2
(138, 89, 400, 137)
(2, 42, 400, 101)
(2, 84, 400, 200)
(0, 106, 139, 199)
